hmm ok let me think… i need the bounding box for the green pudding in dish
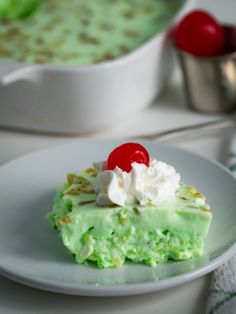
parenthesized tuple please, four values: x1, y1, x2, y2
(0, 0, 185, 65)
(48, 143, 212, 268)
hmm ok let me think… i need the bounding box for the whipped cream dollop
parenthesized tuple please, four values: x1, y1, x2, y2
(94, 158, 180, 207)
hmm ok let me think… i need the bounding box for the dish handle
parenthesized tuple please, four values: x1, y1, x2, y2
(0, 62, 36, 85)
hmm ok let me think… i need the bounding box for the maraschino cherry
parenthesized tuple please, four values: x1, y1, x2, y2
(104, 142, 150, 173)
(174, 10, 224, 57)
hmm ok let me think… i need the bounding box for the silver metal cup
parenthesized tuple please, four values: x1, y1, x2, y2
(176, 25, 236, 113)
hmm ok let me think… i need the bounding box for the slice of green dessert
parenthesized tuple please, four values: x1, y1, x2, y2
(48, 143, 212, 268)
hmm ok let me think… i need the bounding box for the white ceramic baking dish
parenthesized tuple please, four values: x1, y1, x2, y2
(0, 0, 196, 135)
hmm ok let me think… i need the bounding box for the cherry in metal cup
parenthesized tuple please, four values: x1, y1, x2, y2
(176, 25, 236, 113)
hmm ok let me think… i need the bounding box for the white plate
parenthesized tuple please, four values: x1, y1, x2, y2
(0, 139, 236, 297)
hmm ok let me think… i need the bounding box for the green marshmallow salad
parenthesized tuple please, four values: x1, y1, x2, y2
(48, 143, 212, 268)
(0, 0, 184, 65)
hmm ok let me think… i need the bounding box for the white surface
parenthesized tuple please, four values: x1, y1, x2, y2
(1, 141, 235, 297)
(0, 0, 235, 312)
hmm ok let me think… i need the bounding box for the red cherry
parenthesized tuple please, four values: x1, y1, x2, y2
(105, 142, 150, 173)
(175, 10, 224, 56)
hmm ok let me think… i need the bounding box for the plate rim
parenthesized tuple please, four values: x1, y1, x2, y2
(0, 244, 236, 296)
(0, 138, 236, 296)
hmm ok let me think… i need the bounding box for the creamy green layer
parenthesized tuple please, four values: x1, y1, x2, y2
(48, 169, 212, 268)
(0, 0, 184, 65)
